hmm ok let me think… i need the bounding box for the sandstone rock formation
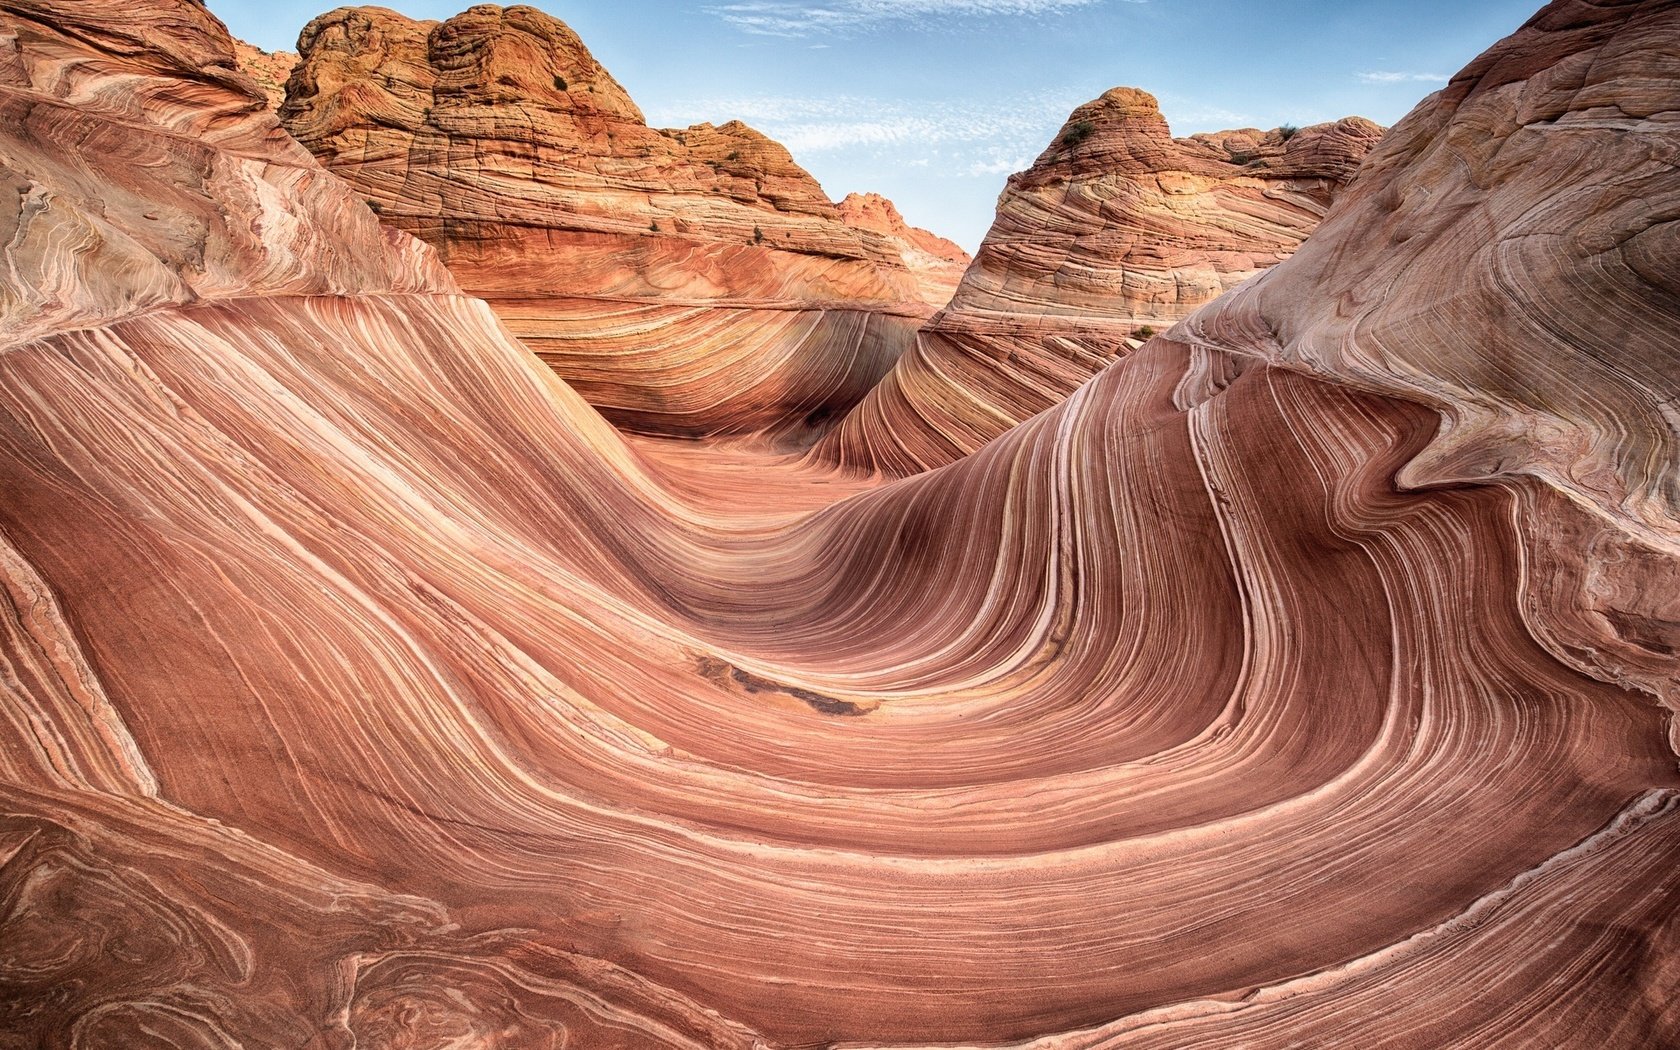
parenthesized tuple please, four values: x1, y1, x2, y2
(818, 91, 1385, 472)
(2, 0, 1678, 1047)
(836, 190, 971, 307)
(232, 38, 297, 108)
(278, 3, 933, 442)
(1177, 0, 1680, 709)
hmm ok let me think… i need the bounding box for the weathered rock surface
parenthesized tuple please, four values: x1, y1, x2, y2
(232, 38, 297, 108)
(1177, 0, 1680, 708)
(278, 3, 933, 441)
(818, 90, 1384, 472)
(836, 191, 971, 308)
(0, 0, 453, 351)
(1, 0, 1678, 1047)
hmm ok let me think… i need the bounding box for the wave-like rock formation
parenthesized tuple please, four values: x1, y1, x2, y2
(836, 191, 972, 308)
(2, 0, 1678, 1047)
(277, 3, 935, 442)
(819, 90, 1385, 472)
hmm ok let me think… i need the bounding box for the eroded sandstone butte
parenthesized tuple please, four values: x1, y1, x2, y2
(836, 190, 972, 308)
(1, 0, 1678, 1046)
(818, 89, 1385, 472)
(233, 38, 297, 108)
(277, 3, 937, 442)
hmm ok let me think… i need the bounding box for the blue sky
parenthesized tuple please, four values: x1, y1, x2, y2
(214, 0, 1543, 251)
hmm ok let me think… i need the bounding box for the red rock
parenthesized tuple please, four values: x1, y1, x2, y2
(0, 0, 1677, 1047)
(836, 191, 971, 308)
(279, 3, 936, 441)
(816, 89, 1384, 472)
(232, 38, 297, 109)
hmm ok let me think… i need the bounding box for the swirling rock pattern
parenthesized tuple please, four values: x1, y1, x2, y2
(277, 3, 940, 442)
(1176, 0, 1680, 707)
(818, 90, 1384, 472)
(0, 0, 455, 349)
(1, 1, 1678, 1049)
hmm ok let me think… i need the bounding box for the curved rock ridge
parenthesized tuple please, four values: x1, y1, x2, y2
(1175, 0, 1680, 709)
(817, 89, 1384, 472)
(278, 3, 935, 442)
(837, 191, 973, 308)
(3, 0, 1679, 1048)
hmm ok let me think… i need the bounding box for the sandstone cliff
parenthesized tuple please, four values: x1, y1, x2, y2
(278, 3, 933, 441)
(232, 39, 297, 108)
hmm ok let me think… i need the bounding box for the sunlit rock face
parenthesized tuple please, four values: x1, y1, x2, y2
(1177, 0, 1680, 709)
(2, 0, 1679, 1047)
(277, 3, 933, 443)
(836, 190, 972, 308)
(232, 38, 296, 108)
(0, 0, 455, 349)
(817, 89, 1384, 472)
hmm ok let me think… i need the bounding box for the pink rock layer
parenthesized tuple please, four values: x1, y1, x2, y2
(232, 38, 297, 109)
(836, 190, 972, 308)
(816, 90, 1384, 472)
(0, 0, 1677, 1047)
(277, 3, 938, 442)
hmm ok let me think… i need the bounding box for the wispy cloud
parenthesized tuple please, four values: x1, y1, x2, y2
(646, 89, 1089, 189)
(1357, 70, 1448, 84)
(648, 90, 1084, 169)
(1152, 92, 1253, 131)
(705, 0, 1108, 37)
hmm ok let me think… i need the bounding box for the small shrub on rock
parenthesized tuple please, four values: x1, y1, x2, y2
(1060, 120, 1096, 148)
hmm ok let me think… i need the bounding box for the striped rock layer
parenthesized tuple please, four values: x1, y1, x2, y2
(835, 190, 973, 309)
(1, 1, 1677, 1049)
(817, 90, 1385, 472)
(232, 38, 296, 109)
(276, 3, 946, 443)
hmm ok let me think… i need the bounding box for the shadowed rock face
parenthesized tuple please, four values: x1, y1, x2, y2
(817, 88, 1385, 472)
(277, 3, 934, 443)
(2, 0, 1679, 1047)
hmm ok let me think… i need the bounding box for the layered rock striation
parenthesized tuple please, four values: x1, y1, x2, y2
(233, 38, 297, 108)
(836, 190, 971, 308)
(1, 0, 1677, 1047)
(278, 4, 934, 442)
(818, 89, 1385, 472)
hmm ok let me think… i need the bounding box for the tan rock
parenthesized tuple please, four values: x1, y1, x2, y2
(0, 0, 453, 352)
(1177, 0, 1680, 705)
(232, 38, 297, 109)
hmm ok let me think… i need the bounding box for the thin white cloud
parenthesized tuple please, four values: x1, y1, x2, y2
(966, 155, 1030, 176)
(1357, 70, 1448, 83)
(647, 89, 1084, 181)
(705, 0, 1107, 37)
(650, 89, 1081, 155)
(1153, 92, 1253, 131)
